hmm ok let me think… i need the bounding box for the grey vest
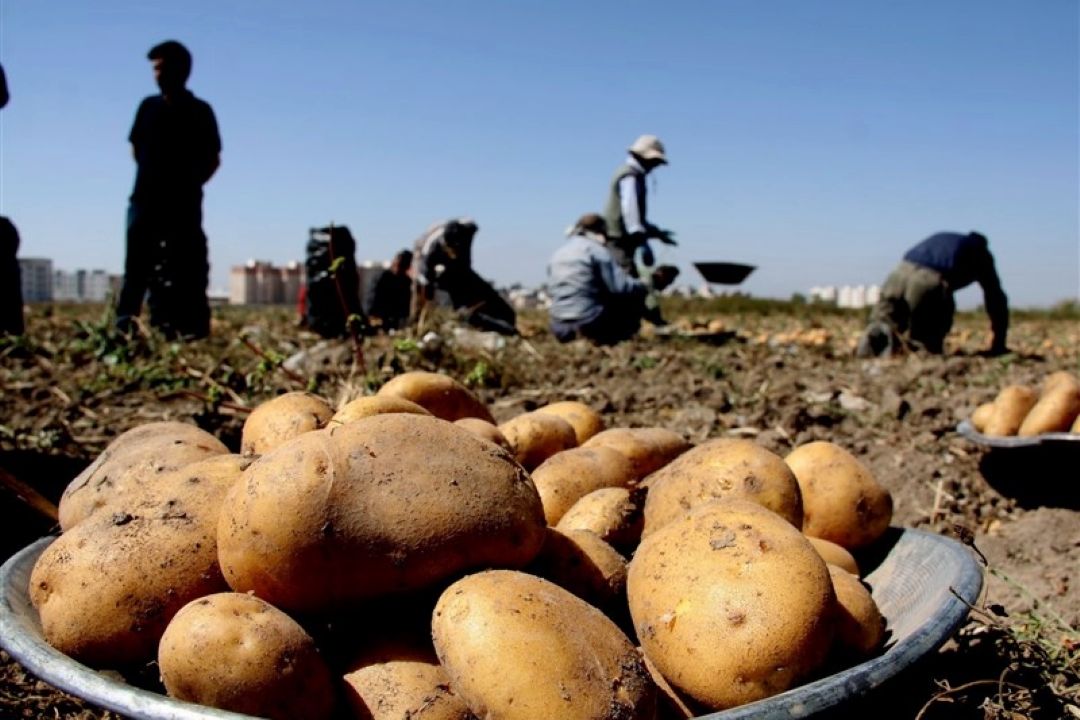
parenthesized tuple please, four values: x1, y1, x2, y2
(603, 162, 644, 240)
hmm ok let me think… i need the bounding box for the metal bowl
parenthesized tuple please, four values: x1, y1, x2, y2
(693, 262, 757, 285)
(957, 419, 1080, 449)
(1, 529, 982, 719)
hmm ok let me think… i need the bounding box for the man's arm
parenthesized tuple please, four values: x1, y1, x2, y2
(978, 254, 1009, 353)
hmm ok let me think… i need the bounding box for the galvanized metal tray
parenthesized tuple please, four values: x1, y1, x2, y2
(1, 529, 982, 719)
(693, 262, 756, 285)
(956, 419, 1080, 449)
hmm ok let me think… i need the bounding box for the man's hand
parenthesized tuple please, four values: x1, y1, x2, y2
(656, 229, 678, 246)
(651, 264, 679, 291)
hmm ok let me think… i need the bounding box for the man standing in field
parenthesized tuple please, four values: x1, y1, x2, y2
(857, 231, 1009, 357)
(116, 40, 221, 339)
(0, 61, 25, 337)
(603, 134, 677, 325)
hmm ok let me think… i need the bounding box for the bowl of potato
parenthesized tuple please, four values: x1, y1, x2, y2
(0, 372, 985, 720)
(959, 370, 1080, 449)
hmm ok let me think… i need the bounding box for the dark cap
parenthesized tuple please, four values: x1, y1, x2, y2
(573, 213, 607, 236)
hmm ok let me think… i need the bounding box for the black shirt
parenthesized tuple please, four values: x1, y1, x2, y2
(129, 90, 221, 207)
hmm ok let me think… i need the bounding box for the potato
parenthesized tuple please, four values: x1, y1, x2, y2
(642, 438, 803, 537)
(982, 384, 1037, 437)
(641, 651, 696, 720)
(376, 371, 494, 423)
(343, 635, 471, 720)
(453, 417, 512, 450)
(159, 592, 335, 720)
(531, 446, 636, 525)
(534, 400, 605, 444)
(1018, 382, 1080, 436)
(1042, 370, 1080, 396)
(1074, 412, 1080, 433)
(31, 455, 248, 666)
(497, 411, 578, 470)
(807, 536, 860, 576)
(970, 402, 995, 433)
(241, 391, 335, 457)
(555, 486, 643, 550)
(583, 427, 691, 480)
(785, 441, 893, 550)
(218, 414, 546, 612)
(331, 395, 432, 426)
(432, 570, 656, 720)
(58, 421, 229, 530)
(628, 499, 835, 710)
(827, 565, 885, 658)
(527, 527, 628, 615)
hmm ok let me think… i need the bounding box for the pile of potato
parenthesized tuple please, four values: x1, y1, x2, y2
(29, 370, 895, 720)
(971, 370, 1080, 437)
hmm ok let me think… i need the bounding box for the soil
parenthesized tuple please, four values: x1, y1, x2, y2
(1, 301, 1077, 719)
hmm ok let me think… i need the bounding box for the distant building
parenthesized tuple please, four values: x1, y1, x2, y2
(809, 285, 880, 309)
(230, 260, 306, 305)
(54, 268, 120, 302)
(19, 258, 53, 302)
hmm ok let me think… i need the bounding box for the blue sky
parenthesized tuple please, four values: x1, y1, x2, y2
(1, 1, 1077, 307)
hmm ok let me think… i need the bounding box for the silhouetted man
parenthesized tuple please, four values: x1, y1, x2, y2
(364, 249, 413, 331)
(857, 231, 1009, 357)
(0, 61, 24, 337)
(116, 40, 220, 339)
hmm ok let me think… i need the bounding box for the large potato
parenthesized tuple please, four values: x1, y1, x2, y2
(784, 441, 893, 550)
(376, 371, 494, 423)
(1042, 370, 1080, 396)
(983, 385, 1037, 437)
(827, 565, 885, 659)
(1018, 380, 1080, 436)
(58, 421, 229, 530)
(534, 400, 605, 444)
(527, 527, 628, 615)
(583, 427, 690, 480)
(241, 391, 335, 457)
(158, 593, 335, 720)
(331, 395, 432, 426)
(343, 634, 471, 720)
(642, 438, 803, 537)
(807, 536, 860, 576)
(531, 446, 636, 525)
(218, 414, 546, 612)
(497, 411, 578, 470)
(555, 486, 644, 550)
(31, 455, 248, 666)
(432, 570, 656, 720)
(970, 402, 995, 433)
(627, 499, 835, 711)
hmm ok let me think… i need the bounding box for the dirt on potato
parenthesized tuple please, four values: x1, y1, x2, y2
(1, 299, 1077, 719)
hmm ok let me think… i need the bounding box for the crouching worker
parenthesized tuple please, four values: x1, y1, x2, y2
(857, 230, 1009, 357)
(548, 213, 677, 345)
(411, 218, 518, 335)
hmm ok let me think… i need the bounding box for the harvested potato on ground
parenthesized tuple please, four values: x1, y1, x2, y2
(343, 634, 471, 720)
(58, 421, 229, 530)
(1018, 381, 1080, 436)
(159, 593, 335, 720)
(31, 455, 248, 666)
(808, 536, 860, 576)
(785, 441, 893, 550)
(555, 486, 644, 550)
(376, 371, 493, 423)
(531, 446, 636, 525)
(218, 414, 546, 612)
(642, 438, 803, 537)
(453, 417, 512, 450)
(331, 395, 432, 427)
(983, 385, 1037, 437)
(432, 570, 656, 720)
(827, 564, 885, 658)
(241, 391, 334, 457)
(628, 499, 835, 711)
(970, 402, 995, 433)
(583, 427, 691, 480)
(527, 527, 628, 615)
(534, 400, 605, 444)
(497, 411, 578, 470)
